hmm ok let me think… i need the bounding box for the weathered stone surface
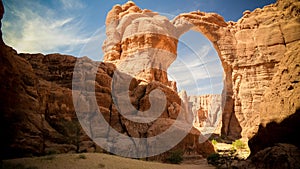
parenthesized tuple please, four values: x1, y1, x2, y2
(234, 144, 300, 169)
(171, 0, 300, 141)
(0, 46, 115, 158)
(0, 1, 215, 160)
(189, 94, 222, 129)
(1, 0, 300, 163)
(103, 1, 178, 86)
(0, 0, 3, 44)
(104, 0, 300, 158)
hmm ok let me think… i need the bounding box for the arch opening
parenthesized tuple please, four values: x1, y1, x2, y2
(168, 30, 225, 135)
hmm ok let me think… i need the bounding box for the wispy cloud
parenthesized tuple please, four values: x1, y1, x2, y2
(60, 0, 85, 10)
(168, 30, 224, 95)
(2, 0, 91, 56)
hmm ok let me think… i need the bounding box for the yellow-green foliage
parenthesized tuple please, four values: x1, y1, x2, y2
(232, 140, 246, 149)
(211, 139, 218, 145)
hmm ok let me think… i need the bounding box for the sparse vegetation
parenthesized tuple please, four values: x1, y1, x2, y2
(98, 163, 105, 168)
(1, 162, 38, 169)
(207, 149, 238, 169)
(212, 139, 218, 145)
(207, 153, 220, 166)
(3, 153, 214, 169)
(45, 150, 57, 155)
(41, 155, 55, 161)
(232, 140, 246, 150)
(166, 150, 184, 164)
(78, 154, 87, 159)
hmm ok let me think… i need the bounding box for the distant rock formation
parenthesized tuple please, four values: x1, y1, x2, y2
(189, 94, 222, 129)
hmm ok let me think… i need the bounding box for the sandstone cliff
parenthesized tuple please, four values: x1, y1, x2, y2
(101, 0, 300, 157)
(0, 0, 299, 162)
(171, 0, 300, 142)
(0, 0, 214, 160)
(189, 94, 222, 129)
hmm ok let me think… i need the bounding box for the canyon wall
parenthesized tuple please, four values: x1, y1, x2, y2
(0, 0, 214, 160)
(0, 0, 299, 160)
(105, 0, 300, 143)
(189, 94, 222, 130)
(173, 0, 300, 141)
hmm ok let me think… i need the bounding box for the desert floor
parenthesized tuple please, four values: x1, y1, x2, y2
(2, 153, 216, 169)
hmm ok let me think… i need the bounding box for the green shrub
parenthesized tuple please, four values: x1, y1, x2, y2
(45, 150, 57, 155)
(207, 153, 220, 165)
(78, 154, 87, 159)
(211, 139, 218, 145)
(232, 140, 246, 150)
(166, 150, 184, 164)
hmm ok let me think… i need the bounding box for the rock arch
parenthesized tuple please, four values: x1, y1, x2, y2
(103, 0, 300, 141)
(172, 11, 238, 139)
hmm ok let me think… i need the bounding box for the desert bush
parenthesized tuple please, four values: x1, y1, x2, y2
(207, 153, 220, 166)
(78, 154, 87, 159)
(212, 139, 218, 145)
(98, 163, 105, 168)
(41, 155, 55, 161)
(45, 150, 57, 155)
(207, 149, 238, 168)
(232, 140, 246, 150)
(166, 150, 184, 164)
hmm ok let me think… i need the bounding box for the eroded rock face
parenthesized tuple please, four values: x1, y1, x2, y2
(100, 1, 213, 158)
(0, 1, 214, 160)
(172, 0, 300, 141)
(103, 2, 178, 86)
(189, 94, 222, 130)
(104, 0, 300, 156)
(234, 144, 300, 169)
(1, 0, 299, 162)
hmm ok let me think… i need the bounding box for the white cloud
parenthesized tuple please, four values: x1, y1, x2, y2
(2, 0, 91, 56)
(168, 30, 224, 95)
(78, 26, 106, 60)
(60, 0, 85, 10)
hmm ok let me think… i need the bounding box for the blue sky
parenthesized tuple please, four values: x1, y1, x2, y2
(2, 0, 276, 95)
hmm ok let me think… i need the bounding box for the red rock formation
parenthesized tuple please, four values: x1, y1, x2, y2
(189, 94, 222, 129)
(1, 0, 299, 162)
(172, 0, 300, 141)
(0, 1, 214, 160)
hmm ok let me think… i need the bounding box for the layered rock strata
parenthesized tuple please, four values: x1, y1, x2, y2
(0, 0, 299, 161)
(189, 94, 222, 129)
(172, 0, 300, 141)
(0, 0, 214, 160)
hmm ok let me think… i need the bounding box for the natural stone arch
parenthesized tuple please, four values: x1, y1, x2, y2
(103, 0, 299, 142)
(103, 2, 240, 139)
(172, 12, 240, 139)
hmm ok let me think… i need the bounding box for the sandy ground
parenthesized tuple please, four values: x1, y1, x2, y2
(3, 153, 216, 169)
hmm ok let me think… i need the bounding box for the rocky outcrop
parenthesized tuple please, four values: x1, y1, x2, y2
(171, 0, 300, 141)
(189, 94, 222, 130)
(0, 0, 3, 44)
(1, 0, 299, 163)
(103, 0, 300, 157)
(235, 143, 300, 169)
(103, 1, 177, 86)
(0, 46, 112, 158)
(0, 0, 214, 160)
(100, 1, 213, 158)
